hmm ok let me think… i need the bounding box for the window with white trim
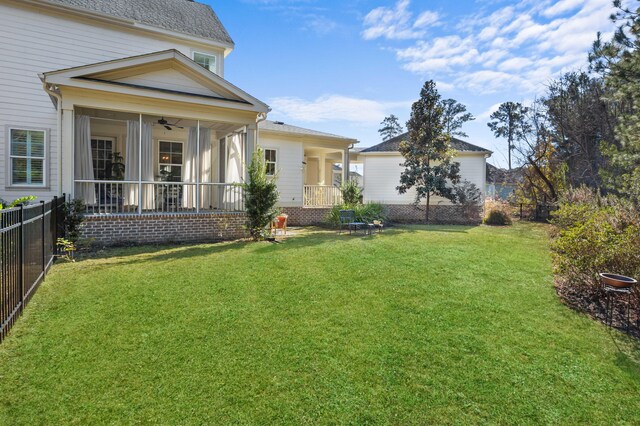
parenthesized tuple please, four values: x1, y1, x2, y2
(193, 52, 217, 73)
(264, 149, 277, 176)
(158, 141, 183, 182)
(91, 137, 114, 180)
(10, 128, 45, 186)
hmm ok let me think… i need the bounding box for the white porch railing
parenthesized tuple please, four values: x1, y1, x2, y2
(75, 180, 244, 214)
(303, 185, 342, 207)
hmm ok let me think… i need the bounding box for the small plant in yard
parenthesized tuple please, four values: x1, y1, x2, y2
(484, 208, 513, 226)
(340, 179, 362, 206)
(327, 202, 388, 227)
(63, 199, 86, 243)
(453, 180, 482, 220)
(56, 238, 76, 262)
(243, 148, 279, 240)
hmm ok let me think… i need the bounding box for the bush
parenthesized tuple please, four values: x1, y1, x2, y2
(327, 202, 388, 227)
(243, 148, 279, 240)
(340, 179, 362, 206)
(63, 199, 86, 243)
(484, 208, 513, 226)
(551, 189, 640, 288)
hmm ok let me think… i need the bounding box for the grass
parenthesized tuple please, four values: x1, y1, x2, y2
(0, 223, 639, 424)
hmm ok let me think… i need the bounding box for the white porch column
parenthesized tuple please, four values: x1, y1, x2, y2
(318, 153, 326, 185)
(245, 124, 256, 182)
(342, 148, 350, 183)
(61, 108, 74, 197)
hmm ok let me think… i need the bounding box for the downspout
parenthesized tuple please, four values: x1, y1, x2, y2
(255, 112, 267, 147)
(41, 78, 63, 195)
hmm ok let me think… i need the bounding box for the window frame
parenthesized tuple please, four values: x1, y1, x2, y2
(90, 136, 116, 180)
(192, 51, 218, 74)
(263, 148, 278, 177)
(157, 140, 184, 181)
(6, 126, 48, 188)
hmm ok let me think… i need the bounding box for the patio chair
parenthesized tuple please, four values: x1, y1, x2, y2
(338, 209, 366, 235)
(271, 214, 288, 237)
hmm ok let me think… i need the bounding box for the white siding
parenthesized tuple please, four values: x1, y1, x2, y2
(115, 69, 224, 98)
(259, 136, 304, 207)
(363, 153, 487, 205)
(0, 2, 225, 201)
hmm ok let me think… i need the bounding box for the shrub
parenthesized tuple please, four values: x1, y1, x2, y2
(484, 208, 513, 226)
(63, 199, 86, 243)
(243, 148, 279, 240)
(551, 189, 640, 288)
(340, 179, 362, 206)
(327, 202, 388, 227)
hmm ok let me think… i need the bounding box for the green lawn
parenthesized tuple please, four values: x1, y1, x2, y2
(1, 223, 639, 424)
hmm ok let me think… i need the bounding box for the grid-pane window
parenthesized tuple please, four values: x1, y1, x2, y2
(264, 149, 277, 176)
(159, 141, 183, 181)
(91, 138, 114, 180)
(194, 52, 217, 73)
(10, 129, 45, 186)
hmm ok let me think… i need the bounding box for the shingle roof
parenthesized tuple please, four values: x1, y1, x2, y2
(360, 132, 491, 153)
(259, 121, 357, 142)
(41, 0, 234, 46)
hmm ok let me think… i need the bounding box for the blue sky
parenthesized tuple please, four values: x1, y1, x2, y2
(210, 0, 619, 168)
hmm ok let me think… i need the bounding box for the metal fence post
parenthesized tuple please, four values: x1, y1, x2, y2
(53, 196, 58, 245)
(41, 201, 46, 276)
(19, 205, 24, 315)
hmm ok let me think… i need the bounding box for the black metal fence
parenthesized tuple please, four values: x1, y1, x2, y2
(513, 203, 558, 222)
(0, 196, 65, 343)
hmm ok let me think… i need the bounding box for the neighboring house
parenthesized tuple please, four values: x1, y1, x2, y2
(357, 133, 492, 223)
(0, 0, 356, 243)
(485, 163, 521, 200)
(332, 165, 363, 187)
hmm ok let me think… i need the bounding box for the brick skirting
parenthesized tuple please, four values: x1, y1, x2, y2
(385, 204, 483, 225)
(280, 207, 332, 226)
(81, 212, 248, 246)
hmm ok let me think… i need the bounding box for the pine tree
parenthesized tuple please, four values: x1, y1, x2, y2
(487, 102, 530, 170)
(378, 114, 403, 141)
(441, 98, 475, 138)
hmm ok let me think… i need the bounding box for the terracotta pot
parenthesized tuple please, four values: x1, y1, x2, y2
(599, 273, 637, 288)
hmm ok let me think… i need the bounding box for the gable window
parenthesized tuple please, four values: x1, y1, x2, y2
(193, 52, 217, 73)
(9, 128, 46, 186)
(264, 149, 277, 176)
(158, 141, 183, 181)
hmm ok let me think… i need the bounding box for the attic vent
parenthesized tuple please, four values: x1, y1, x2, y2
(274, 121, 285, 125)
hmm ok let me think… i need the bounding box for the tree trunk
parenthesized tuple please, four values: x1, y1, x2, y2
(425, 192, 430, 224)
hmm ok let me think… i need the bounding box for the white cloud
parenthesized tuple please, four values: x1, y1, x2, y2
(367, 0, 619, 95)
(362, 0, 439, 40)
(542, 0, 587, 18)
(269, 95, 410, 124)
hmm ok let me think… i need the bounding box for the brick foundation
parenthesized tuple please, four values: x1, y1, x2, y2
(81, 212, 249, 246)
(280, 207, 332, 226)
(385, 204, 483, 225)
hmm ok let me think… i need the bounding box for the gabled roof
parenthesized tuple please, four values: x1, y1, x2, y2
(259, 121, 358, 143)
(360, 132, 491, 154)
(37, 0, 233, 47)
(42, 50, 269, 113)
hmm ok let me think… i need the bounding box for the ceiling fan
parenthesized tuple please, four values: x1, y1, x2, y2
(157, 117, 184, 131)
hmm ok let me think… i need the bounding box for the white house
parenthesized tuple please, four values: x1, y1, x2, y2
(0, 0, 356, 243)
(358, 133, 492, 223)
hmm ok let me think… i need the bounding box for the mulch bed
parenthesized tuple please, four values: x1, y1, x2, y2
(555, 277, 640, 339)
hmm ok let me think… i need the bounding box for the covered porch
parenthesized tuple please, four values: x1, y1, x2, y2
(42, 49, 269, 216)
(73, 107, 249, 214)
(303, 146, 345, 207)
